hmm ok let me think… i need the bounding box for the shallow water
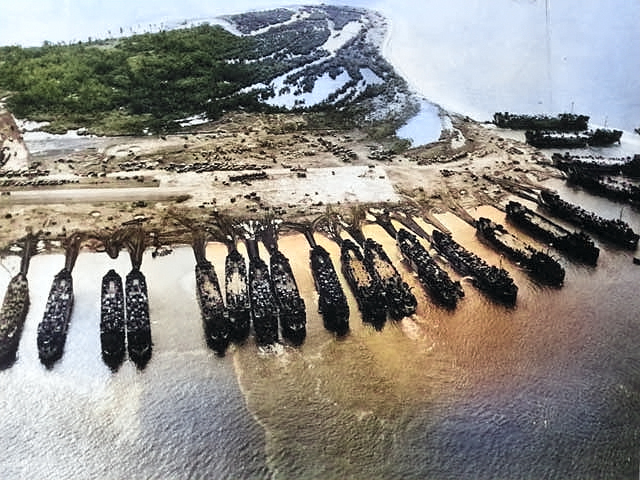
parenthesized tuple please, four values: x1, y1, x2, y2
(1, 187, 639, 479)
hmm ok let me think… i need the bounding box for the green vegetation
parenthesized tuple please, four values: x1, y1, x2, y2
(0, 25, 276, 135)
(0, 7, 416, 140)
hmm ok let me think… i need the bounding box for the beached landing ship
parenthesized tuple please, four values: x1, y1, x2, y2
(505, 201, 599, 265)
(0, 272, 29, 368)
(288, 220, 350, 336)
(268, 249, 306, 345)
(125, 269, 152, 369)
(525, 129, 622, 149)
(100, 269, 126, 370)
(310, 244, 350, 335)
(37, 268, 74, 368)
(525, 130, 587, 149)
(196, 261, 230, 355)
(539, 190, 639, 249)
(476, 217, 565, 287)
(340, 238, 386, 329)
(493, 112, 589, 132)
(37, 233, 81, 368)
(363, 238, 417, 319)
(245, 238, 279, 346)
(431, 229, 518, 306)
(224, 245, 251, 343)
(0, 235, 34, 368)
(566, 169, 640, 206)
(396, 228, 463, 309)
(192, 232, 230, 356)
(552, 153, 640, 178)
(124, 229, 152, 369)
(262, 223, 306, 345)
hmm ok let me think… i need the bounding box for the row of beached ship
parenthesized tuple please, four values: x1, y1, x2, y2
(493, 112, 624, 148)
(550, 152, 640, 208)
(2, 186, 639, 370)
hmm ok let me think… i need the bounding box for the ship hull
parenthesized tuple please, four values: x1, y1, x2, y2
(100, 269, 125, 371)
(552, 152, 640, 178)
(37, 269, 74, 368)
(270, 250, 306, 345)
(225, 249, 251, 343)
(125, 269, 152, 369)
(525, 129, 622, 149)
(363, 238, 416, 319)
(340, 239, 386, 329)
(396, 229, 463, 309)
(0, 273, 29, 368)
(566, 170, 640, 205)
(310, 245, 349, 336)
(431, 230, 518, 306)
(539, 190, 639, 249)
(505, 201, 599, 265)
(248, 258, 279, 346)
(476, 217, 565, 287)
(493, 112, 589, 131)
(196, 261, 230, 356)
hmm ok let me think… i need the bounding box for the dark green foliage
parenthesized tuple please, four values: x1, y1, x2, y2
(0, 25, 267, 134)
(0, 7, 415, 140)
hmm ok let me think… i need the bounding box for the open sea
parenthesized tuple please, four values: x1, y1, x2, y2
(1, 179, 639, 479)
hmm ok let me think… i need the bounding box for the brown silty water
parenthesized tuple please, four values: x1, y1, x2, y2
(0, 196, 638, 479)
(227, 200, 640, 478)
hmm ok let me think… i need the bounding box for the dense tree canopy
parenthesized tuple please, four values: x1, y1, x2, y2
(0, 25, 276, 134)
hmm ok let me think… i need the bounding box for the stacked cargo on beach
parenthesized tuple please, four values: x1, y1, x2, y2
(505, 201, 599, 265)
(475, 217, 565, 287)
(431, 229, 518, 306)
(396, 228, 463, 309)
(340, 238, 386, 328)
(100, 269, 126, 371)
(363, 237, 417, 319)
